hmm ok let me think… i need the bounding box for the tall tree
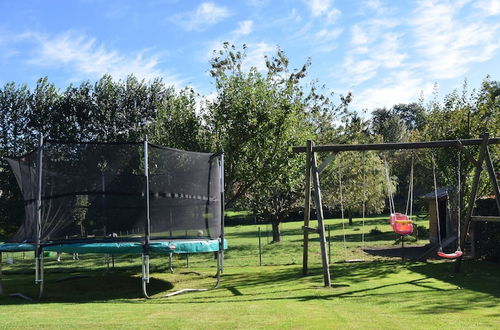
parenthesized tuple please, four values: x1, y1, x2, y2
(149, 87, 208, 151)
(205, 43, 315, 242)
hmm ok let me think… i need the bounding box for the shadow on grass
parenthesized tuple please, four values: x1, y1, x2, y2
(0, 272, 173, 304)
(409, 260, 500, 298)
(146, 260, 500, 315)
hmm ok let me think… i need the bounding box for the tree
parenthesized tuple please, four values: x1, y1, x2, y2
(419, 78, 500, 204)
(371, 107, 408, 143)
(320, 115, 390, 224)
(149, 87, 208, 151)
(0, 82, 32, 236)
(0, 75, 173, 237)
(391, 103, 427, 131)
(204, 43, 315, 242)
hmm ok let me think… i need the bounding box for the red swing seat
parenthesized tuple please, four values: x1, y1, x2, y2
(389, 213, 414, 236)
(437, 249, 463, 259)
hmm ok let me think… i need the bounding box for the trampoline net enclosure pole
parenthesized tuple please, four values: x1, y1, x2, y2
(220, 152, 225, 272)
(35, 134, 43, 285)
(144, 137, 150, 248)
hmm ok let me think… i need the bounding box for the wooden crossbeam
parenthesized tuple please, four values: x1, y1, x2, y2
(293, 137, 500, 153)
(471, 216, 500, 222)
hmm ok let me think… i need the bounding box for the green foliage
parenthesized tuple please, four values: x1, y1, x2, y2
(371, 107, 409, 143)
(205, 43, 352, 241)
(418, 78, 500, 209)
(320, 115, 391, 217)
(0, 75, 176, 236)
(148, 87, 208, 151)
(205, 43, 318, 241)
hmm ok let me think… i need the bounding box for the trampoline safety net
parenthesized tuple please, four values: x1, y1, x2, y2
(6, 141, 223, 244)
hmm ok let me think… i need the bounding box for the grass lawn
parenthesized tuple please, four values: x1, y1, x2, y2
(1, 215, 499, 329)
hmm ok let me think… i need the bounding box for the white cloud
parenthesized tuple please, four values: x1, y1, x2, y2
(353, 71, 434, 110)
(342, 31, 407, 85)
(350, 18, 399, 46)
(247, 0, 269, 7)
(27, 31, 183, 86)
(474, 0, 500, 15)
(315, 28, 343, 41)
(171, 2, 230, 32)
(351, 25, 370, 45)
(370, 33, 407, 68)
(304, 0, 341, 24)
(342, 56, 379, 85)
(306, 0, 331, 16)
(359, 0, 390, 16)
(411, 0, 500, 79)
(234, 20, 254, 35)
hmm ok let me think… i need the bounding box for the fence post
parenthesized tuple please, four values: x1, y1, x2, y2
(328, 225, 331, 264)
(258, 227, 262, 266)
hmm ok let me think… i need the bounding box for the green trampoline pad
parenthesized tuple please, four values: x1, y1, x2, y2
(0, 243, 36, 252)
(0, 239, 228, 254)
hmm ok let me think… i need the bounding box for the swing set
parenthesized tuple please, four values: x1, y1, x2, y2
(294, 133, 500, 287)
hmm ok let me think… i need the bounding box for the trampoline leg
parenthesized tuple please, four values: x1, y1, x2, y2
(168, 253, 174, 273)
(219, 238, 225, 274)
(0, 252, 3, 296)
(213, 249, 223, 289)
(35, 254, 44, 301)
(141, 254, 150, 299)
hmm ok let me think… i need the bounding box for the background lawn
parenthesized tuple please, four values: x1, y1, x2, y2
(1, 215, 499, 329)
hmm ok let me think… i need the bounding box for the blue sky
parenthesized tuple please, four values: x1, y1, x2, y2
(1, 0, 499, 111)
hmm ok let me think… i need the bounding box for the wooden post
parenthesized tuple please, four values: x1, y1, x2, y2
(302, 140, 312, 276)
(328, 225, 331, 264)
(484, 147, 500, 214)
(455, 133, 489, 272)
(311, 147, 331, 287)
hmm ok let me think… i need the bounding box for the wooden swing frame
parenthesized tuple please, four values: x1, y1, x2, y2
(293, 133, 500, 287)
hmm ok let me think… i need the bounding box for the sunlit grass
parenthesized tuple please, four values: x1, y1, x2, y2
(1, 215, 499, 329)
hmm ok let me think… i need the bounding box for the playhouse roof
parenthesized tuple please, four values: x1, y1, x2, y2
(419, 186, 452, 200)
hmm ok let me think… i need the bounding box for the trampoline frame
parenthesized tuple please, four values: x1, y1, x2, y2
(0, 135, 226, 300)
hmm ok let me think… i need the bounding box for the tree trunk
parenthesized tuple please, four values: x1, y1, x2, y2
(271, 220, 281, 243)
(348, 208, 353, 226)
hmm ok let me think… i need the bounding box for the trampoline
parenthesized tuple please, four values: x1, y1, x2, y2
(0, 137, 226, 300)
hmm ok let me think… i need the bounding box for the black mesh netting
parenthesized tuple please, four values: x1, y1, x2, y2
(6, 141, 222, 243)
